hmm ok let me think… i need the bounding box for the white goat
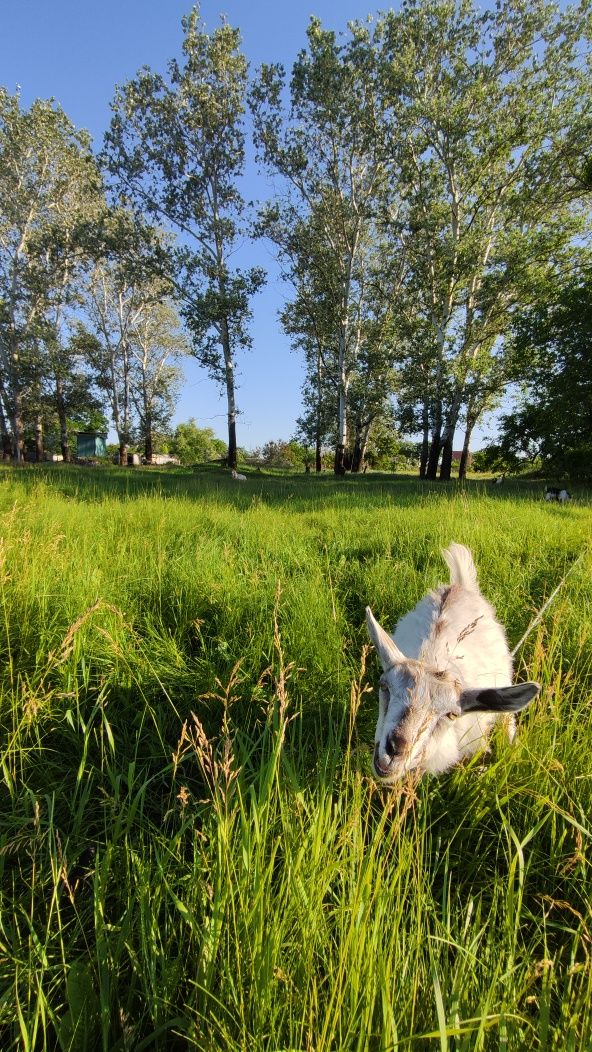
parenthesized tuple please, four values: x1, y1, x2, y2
(231, 470, 247, 481)
(366, 543, 539, 782)
(545, 486, 571, 503)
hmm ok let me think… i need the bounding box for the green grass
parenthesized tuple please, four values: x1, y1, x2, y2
(0, 463, 590, 1050)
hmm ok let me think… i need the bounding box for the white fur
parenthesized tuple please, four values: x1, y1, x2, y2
(545, 486, 571, 503)
(231, 470, 247, 481)
(367, 543, 532, 782)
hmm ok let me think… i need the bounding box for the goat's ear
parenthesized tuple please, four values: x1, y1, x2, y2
(459, 682, 540, 714)
(365, 607, 405, 670)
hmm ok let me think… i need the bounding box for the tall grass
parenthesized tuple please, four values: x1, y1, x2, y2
(0, 464, 590, 1050)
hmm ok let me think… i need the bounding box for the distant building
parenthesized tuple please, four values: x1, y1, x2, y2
(76, 432, 107, 458)
(149, 453, 181, 466)
(452, 450, 472, 467)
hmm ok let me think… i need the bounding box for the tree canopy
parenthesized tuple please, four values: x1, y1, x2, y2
(0, 1, 591, 474)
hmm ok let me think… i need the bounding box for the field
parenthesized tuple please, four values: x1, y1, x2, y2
(0, 464, 590, 1051)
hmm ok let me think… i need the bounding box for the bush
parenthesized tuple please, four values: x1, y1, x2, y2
(170, 419, 227, 465)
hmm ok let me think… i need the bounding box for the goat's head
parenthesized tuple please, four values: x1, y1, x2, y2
(366, 606, 539, 782)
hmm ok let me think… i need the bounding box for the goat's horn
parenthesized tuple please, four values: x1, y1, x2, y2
(365, 607, 405, 670)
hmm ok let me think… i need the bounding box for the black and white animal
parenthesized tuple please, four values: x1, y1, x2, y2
(545, 486, 571, 503)
(366, 543, 539, 783)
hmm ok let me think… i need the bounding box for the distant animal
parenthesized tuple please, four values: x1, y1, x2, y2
(231, 469, 247, 481)
(545, 486, 571, 503)
(366, 543, 539, 783)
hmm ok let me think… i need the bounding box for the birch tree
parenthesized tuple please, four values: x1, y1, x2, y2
(129, 300, 188, 463)
(80, 262, 142, 464)
(0, 90, 100, 459)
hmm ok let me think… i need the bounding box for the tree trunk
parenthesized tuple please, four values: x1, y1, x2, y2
(439, 394, 463, 481)
(55, 377, 71, 462)
(458, 413, 477, 480)
(440, 434, 454, 481)
(122, 344, 132, 468)
(35, 415, 44, 462)
(334, 332, 348, 475)
(220, 318, 238, 471)
(10, 399, 25, 463)
(144, 427, 153, 464)
(141, 368, 153, 464)
(315, 355, 323, 472)
(351, 435, 363, 473)
(7, 340, 24, 462)
(0, 389, 13, 460)
(425, 398, 442, 480)
(334, 443, 347, 475)
(351, 418, 371, 473)
(419, 398, 430, 479)
(119, 442, 128, 466)
(143, 402, 153, 464)
(315, 434, 322, 473)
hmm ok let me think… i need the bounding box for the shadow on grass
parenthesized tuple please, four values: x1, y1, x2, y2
(2, 462, 584, 510)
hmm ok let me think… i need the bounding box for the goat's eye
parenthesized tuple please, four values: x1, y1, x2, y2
(446, 711, 458, 721)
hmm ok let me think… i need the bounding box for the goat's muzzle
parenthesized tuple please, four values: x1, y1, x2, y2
(373, 742, 404, 779)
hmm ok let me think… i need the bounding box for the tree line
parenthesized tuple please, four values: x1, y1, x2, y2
(1, 0, 590, 475)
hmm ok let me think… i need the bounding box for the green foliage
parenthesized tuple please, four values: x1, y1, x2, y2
(170, 418, 226, 464)
(251, 19, 399, 474)
(255, 438, 310, 469)
(104, 6, 265, 466)
(0, 89, 104, 459)
(472, 444, 525, 475)
(0, 465, 590, 1049)
(363, 423, 405, 471)
(251, 0, 592, 478)
(500, 272, 592, 479)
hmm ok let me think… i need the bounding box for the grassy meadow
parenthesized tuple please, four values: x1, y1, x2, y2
(0, 463, 590, 1051)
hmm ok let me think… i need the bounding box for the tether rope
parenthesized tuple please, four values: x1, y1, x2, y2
(511, 547, 589, 659)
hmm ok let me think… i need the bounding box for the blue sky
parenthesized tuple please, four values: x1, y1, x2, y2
(2, 1, 500, 450)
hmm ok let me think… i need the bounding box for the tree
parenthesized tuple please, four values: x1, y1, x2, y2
(0, 89, 101, 460)
(498, 270, 592, 478)
(376, 0, 591, 479)
(170, 419, 226, 465)
(104, 6, 264, 470)
(251, 18, 402, 474)
(472, 444, 524, 475)
(80, 260, 145, 465)
(129, 300, 188, 463)
(80, 241, 185, 466)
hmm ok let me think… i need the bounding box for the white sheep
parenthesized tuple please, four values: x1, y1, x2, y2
(366, 543, 539, 782)
(231, 470, 247, 481)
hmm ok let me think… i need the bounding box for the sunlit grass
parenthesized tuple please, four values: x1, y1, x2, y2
(0, 463, 590, 1050)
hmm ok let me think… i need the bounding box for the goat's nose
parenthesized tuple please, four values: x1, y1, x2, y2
(385, 730, 406, 759)
(374, 733, 406, 776)
(373, 742, 391, 776)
